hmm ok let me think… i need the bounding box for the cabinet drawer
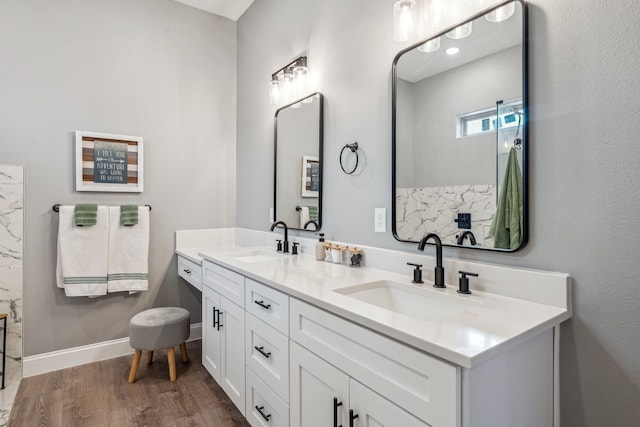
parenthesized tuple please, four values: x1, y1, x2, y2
(178, 256, 202, 291)
(246, 278, 289, 334)
(246, 313, 289, 403)
(246, 368, 290, 427)
(202, 260, 245, 307)
(290, 298, 460, 427)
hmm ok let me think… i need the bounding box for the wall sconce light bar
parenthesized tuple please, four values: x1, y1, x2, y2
(270, 56, 308, 104)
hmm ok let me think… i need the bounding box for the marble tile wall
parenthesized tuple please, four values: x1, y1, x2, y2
(0, 165, 23, 425)
(396, 185, 497, 247)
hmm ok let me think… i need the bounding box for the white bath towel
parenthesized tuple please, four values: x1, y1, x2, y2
(299, 206, 310, 228)
(107, 206, 149, 294)
(56, 205, 109, 297)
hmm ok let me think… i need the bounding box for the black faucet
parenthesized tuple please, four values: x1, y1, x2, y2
(456, 230, 477, 246)
(270, 221, 289, 253)
(417, 233, 445, 288)
(303, 220, 319, 230)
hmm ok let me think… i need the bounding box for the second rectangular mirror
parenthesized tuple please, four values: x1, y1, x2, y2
(392, 0, 527, 251)
(274, 92, 323, 231)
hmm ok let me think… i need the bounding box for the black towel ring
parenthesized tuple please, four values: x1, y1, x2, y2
(339, 141, 359, 174)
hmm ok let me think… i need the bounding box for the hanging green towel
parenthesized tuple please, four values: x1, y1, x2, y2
(120, 205, 139, 226)
(74, 204, 98, 226)
(490, 148, 523, 249)
(307, 205, 319, 221)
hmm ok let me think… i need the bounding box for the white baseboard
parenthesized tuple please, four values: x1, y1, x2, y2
(23, 322, 202, 378)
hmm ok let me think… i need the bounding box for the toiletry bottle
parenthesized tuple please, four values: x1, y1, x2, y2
(315, 233, 325, 261)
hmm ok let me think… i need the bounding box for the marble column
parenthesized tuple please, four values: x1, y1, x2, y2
(0, 165, 23, 426)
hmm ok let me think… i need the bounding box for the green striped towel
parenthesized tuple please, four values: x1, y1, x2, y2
(120, 205, 138, 226)
(74, 204, 98, 226)
(307, 205, 319, 221)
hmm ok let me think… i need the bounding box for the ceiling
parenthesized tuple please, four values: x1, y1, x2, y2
(172, 0, 255, 21)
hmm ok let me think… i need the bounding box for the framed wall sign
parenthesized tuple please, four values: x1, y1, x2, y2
(301, 155, 319, 198)
(75, 131, 144, 192)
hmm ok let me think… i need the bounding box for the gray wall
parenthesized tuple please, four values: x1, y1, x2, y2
(237, 0, 640, 425)
(0, 0, 237, 356)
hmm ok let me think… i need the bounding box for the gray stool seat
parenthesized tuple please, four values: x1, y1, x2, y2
(128, 307, 190, 383)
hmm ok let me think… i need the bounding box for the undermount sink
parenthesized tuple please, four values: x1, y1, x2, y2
(226, 249, 287, 263)
(334, 280, 471, 322)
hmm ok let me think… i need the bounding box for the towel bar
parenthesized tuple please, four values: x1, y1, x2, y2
(52, 204, 151, 212)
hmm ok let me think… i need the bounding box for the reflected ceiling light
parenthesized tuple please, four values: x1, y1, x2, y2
(446, 47, 460, 55)
(417, 36, 441, 53)
(393, 0, 417, 42)
(269, 56, 308, 105)
(446, 22, 472, 39)
(485, 3, 515, 22)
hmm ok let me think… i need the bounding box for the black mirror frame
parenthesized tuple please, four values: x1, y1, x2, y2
(391, 0, 528, 252)
(273, 92, 324, 232)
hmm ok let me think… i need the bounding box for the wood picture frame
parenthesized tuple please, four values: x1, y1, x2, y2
(75, 131, 144, 192)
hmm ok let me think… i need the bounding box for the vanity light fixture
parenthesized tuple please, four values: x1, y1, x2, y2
(445, 47, 460, 55)
(446, 21, 472, 39)
(269, 56, 308, 105)
(417, 36, 441, 53)
(393, 0, 417, 42)
(485, 3, 515, 22)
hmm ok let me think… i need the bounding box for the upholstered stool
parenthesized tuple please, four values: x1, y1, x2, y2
(128, 307, 190, 383)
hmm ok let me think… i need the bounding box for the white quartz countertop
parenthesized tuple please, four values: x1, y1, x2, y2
(185, 245, 570, 369)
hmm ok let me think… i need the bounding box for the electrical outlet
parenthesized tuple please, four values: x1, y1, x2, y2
(374, 208, 386, 233)
(269, 207, 274, 224)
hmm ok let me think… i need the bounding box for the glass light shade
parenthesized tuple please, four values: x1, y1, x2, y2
(417, 36, 440, 53)
(393, 0, 417, 42)
(485, 3, 515, 22)
(425, 0, 446, 29)
(446, 21, 472, 39)
(269, 78, 280, 104)
(281, 68, 294, 102)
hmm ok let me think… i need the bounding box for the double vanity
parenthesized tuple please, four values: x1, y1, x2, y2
(176, 228, 571, 427)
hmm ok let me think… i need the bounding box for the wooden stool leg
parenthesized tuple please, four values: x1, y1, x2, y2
(146, 351, 154, 365)
(128, 350, 142, 383)
(179, 343, 189, 363)
(167, 347, 177, 381)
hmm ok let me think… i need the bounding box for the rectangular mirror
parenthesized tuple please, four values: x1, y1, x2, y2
(392, 0, 527, 251)
(274, 92, 323, 231)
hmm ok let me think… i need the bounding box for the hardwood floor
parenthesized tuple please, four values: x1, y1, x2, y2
(9, 340, 250, 427)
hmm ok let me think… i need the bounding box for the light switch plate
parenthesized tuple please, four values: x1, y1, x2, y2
(374, 208, 386, 233)
(269, 207, 274, 223)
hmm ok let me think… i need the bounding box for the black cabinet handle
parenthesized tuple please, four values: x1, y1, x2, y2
(212, 307, 218, 328)
(255, 405, 272, 421)
(254, 300, 272, 310)
(217, 310, 223, 331)
(254, 346, 272, 359)
(349, 409, 359, 427)
(183, 268, 191, 275)
(333, 398, 343, 427)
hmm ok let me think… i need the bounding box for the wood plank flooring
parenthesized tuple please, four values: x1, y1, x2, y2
(9, 340, 250, 427)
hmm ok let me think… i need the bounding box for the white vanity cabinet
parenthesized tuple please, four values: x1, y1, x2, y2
(202, 261, 246, 415)
(177, 255, 202, 291)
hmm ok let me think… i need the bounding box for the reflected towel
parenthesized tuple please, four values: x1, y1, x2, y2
(74, 203, 97, 226)
(57, 205, 109, 297)
(307, 205, 318, 221)
(107, 206, 149, 294)
(299, 207, 310, 228)
(490, 147, 523, 249)
(120, 204, 139, 226)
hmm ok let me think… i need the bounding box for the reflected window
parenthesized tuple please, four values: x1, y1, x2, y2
(458, 100, 522, 137)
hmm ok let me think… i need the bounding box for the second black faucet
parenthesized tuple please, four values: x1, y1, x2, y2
(270, 221, 289, 253)
(417, 233, 445, 288)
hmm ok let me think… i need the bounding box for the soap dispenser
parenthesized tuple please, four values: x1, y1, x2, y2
(315, 233, 326, 260)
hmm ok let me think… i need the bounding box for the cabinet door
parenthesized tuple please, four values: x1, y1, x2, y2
(349, 379, 431, 427)
(202, 285, 222, 382)
(220, 297, 246, 415)
(290, 342, 349, 427)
